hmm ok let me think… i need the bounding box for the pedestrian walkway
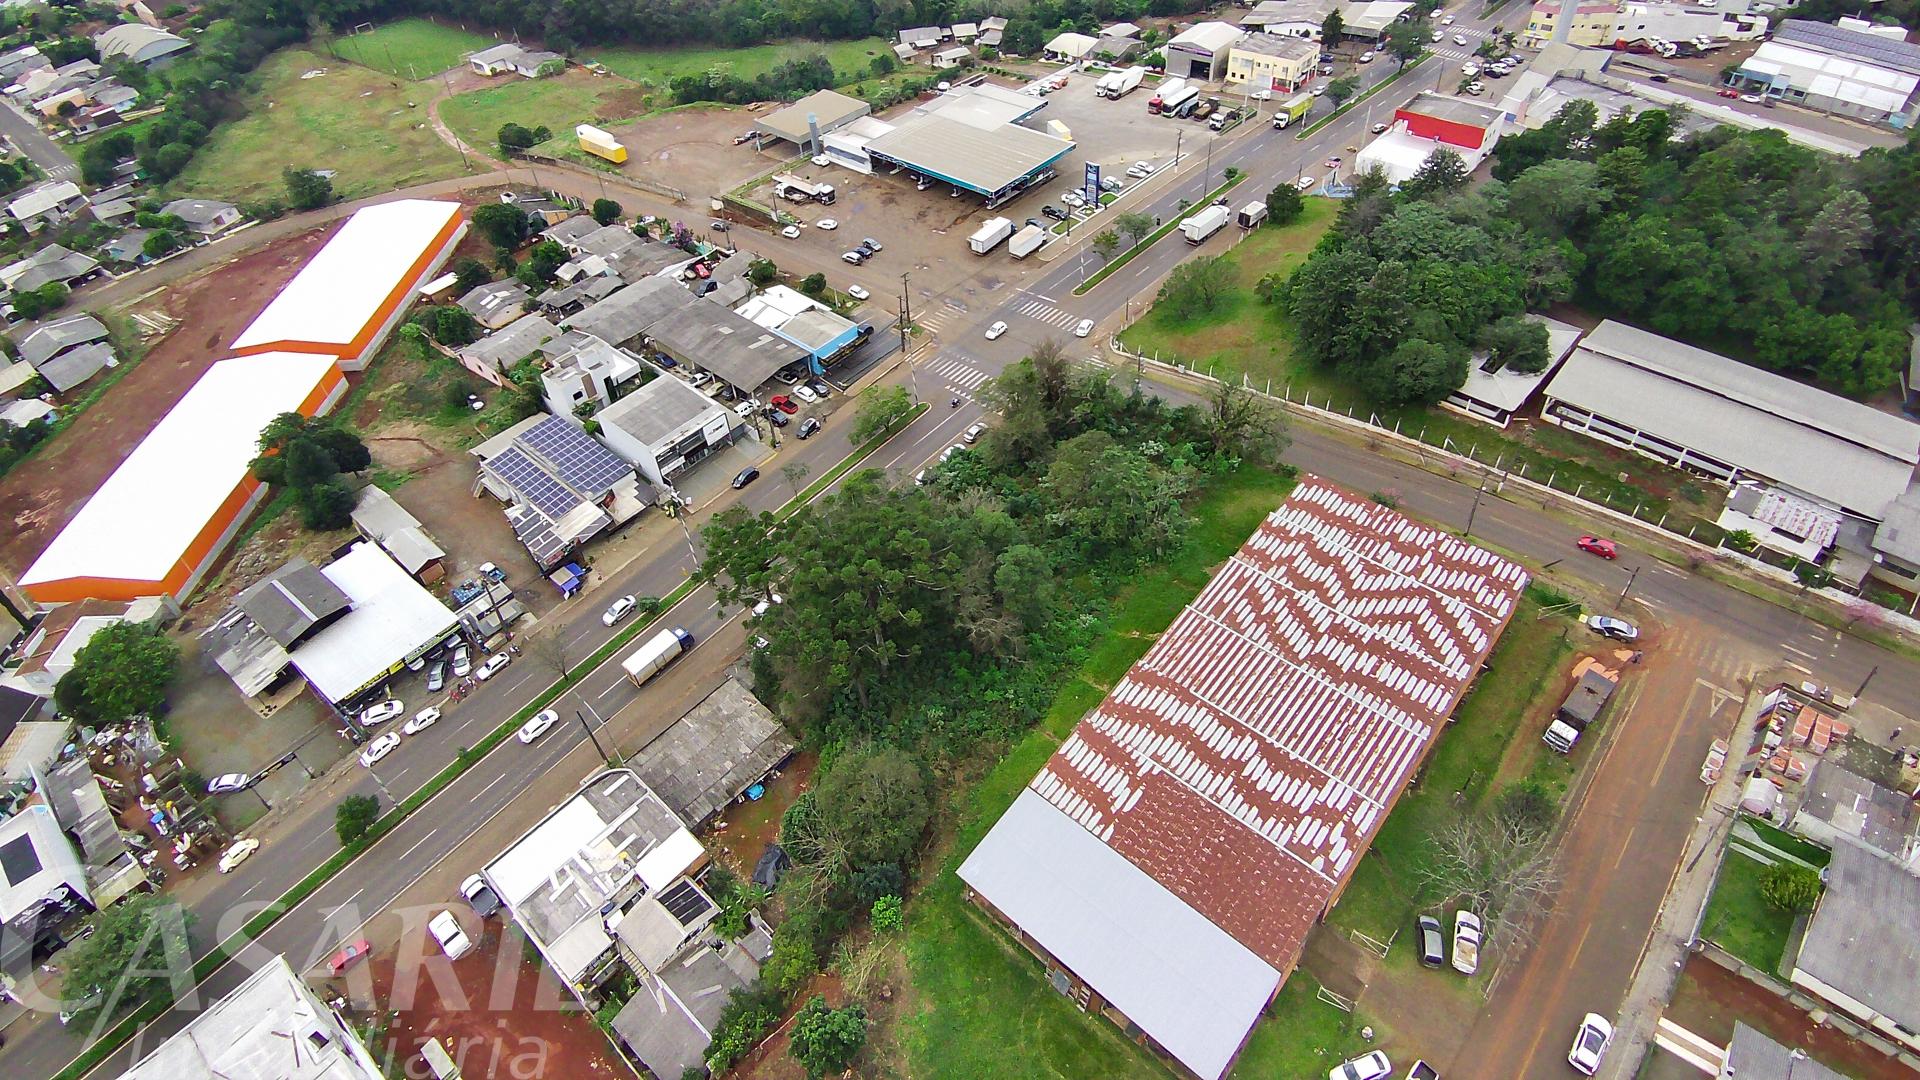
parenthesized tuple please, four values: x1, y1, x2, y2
(922, 353, 988, 401)
(1013, 296, 1082, 331)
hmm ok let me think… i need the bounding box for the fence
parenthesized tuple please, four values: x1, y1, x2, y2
(515, 150, 689, 204)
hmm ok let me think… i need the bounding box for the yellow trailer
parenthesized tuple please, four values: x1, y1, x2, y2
(576, 123, 628, 164)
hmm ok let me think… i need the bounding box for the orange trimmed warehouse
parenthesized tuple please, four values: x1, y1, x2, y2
(20, 353, 346, 603)
(230, 199, 466, 370)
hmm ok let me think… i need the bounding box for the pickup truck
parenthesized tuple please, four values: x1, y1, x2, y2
(1451, 910, 1483, 975)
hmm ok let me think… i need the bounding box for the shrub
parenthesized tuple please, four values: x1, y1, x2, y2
(870, 894, 903, 931)
(1760, 863, 1821, 913)
(706, 984, 786, 1070)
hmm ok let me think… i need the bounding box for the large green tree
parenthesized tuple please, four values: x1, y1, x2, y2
(54, 621, 178, 724)
(57, 894, 193, 1034)
(813, 745, 930, 868)
(789, 995, 868, 1079)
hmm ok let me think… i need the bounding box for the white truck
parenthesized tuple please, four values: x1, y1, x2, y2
(1099, 65, 1146, 98)
(1147, 77, 1188, 114)
(771, 173, 836, 204)
(622, 626, 695, 686)
(1180, 203, 1230, 244)
(1451, 911, 1483, 975)
(1544, 668, 1618, 753)
(1236, 201, 1268, 229)
(1008, 223, 1047, 258)
(969, 216, 1014, 254)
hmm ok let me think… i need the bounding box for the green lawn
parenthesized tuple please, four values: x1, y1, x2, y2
(172, 49, 466, 203)
(584, 37, 896, 89)
(1327, 593, 1577, 941)
(1231, 976, 1372, 1078)
(1739, 814, 1832, 868)
(1699, 849, 1800, 974)
(897, 467, 1297, 1080)
(439, 73, 647, 159)
(1118, 199, 1339, 396)
(328, 18, 497, 79)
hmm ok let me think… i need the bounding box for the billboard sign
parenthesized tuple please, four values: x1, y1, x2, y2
(1084, 162, 1101, 205)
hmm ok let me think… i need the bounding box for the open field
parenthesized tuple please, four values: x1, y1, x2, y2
(586, 37, 895, 89)
(327, 17, 498, 79)
(172, 49, 467, 203)
(894, 467, 1296, 1080)
(440, 68, 650, 159)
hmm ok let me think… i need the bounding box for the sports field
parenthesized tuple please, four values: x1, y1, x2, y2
(329, 18, 498, 79)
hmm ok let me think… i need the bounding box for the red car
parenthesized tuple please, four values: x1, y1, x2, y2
(769, 395, 799, 414)
(327, 938, 373, 975)
(1577, 535, 1618, 560)
(1717, 88, 1739, 99)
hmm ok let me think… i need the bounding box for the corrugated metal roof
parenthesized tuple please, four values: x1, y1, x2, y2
(1776, 17, 1920, 76)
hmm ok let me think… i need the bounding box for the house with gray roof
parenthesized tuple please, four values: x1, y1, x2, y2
(160, 198, 241, 236)
(457, 313, 560, 384)
(563, 276, 696, 348)
(2, 244, 99, 294)
(101, 229, 153, 266)
(467, 43, 564, 79)
(36, 342, 116, 394)
(1789, 761, 1920, 871)
(456, 279, 529, 330)
(6, 181, 85, 231)
(1790, 843, 1920, 1052)
(20, 314, 106, 369)
(1720, 1022, 1846, 1080)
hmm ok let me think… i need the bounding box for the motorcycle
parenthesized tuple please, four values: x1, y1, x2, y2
(949, 397, 960, 409)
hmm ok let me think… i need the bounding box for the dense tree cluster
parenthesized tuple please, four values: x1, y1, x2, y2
(54, 621, 180, 726)
(251, 412, 372, 529)
(1282, 100, 1920, 403)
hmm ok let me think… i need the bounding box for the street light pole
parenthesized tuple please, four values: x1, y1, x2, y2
(575, 709, 613, 766)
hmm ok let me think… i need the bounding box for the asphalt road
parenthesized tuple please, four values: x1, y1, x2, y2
(0, 98, 77, 182)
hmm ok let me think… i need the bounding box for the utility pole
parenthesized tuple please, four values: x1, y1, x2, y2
(1464, 477, 1485, 536)
(1856, 664, 1879, 700)
(575, 709, 613, 766)
(899, 271, 920, 402)
(1617, 566, 1640, 608)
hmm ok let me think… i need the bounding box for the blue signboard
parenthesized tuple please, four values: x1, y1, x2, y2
(1084, 162, 1101, 204)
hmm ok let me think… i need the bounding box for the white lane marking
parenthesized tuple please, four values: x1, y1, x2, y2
(394, 828, 439, 865)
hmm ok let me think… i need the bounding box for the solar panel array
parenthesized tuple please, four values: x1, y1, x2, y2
(486, 446, 579, 520)
(521, 415, 632, 497)
(657, 879, 715, 926)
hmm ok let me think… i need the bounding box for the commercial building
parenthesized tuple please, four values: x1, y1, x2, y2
(1442, 314, 1585, 427)
(0, 803, 92, 981)
(958, 476, 1527, 1080)
(114, 953, 386, 1080)
(472, 414, 648, 569)
(350, 485, 446, 583)
(564, 276, 697, 349)
(1338, 1, 1416, 39)
(231, 199, 465, 371)
(595, 371, 737, 488)
(21, 352, 346, 604)
(735, 284, 869, 371)
(754, 89, 871, 150)
(1869, 489, 1920, 593)
(641, 298, 808, 397)
(1241, 0, 1339, 39)
(1167, 22, 1244, 81)
(94, 24, 191, 67)
(1539, 320, 1920, 522)
(1225, 34, 1319, 93)
(1790, 843, 1920, 1053)
(1358, 92, 1506, 184)
(860, 83, 1075, 204)
(628, 678, 795, 828)
(1609, 2, 1766, 48)
(1523, 0, 1624, 47)
(1734, 18, 1920, 125)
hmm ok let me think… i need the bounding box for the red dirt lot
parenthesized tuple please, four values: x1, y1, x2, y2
(0, 226, 332, 581)
(354, 918, 621, 1080)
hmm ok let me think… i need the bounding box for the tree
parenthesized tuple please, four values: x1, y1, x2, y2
(1386, 18, 1429, 66)
(1478, 315, 1550, 373)
(520, 240, 567, 286)
(452, 258, 491, 294)
(781, 461, 811, 496)
(746, 257, 777, 286)
(473, 203, 531, 250)
(1760, 863, 1822, 913)
(849, 384, 913, 444)
(335, 794, 379, 845)
(1115, 210, 1155, 248)
(1418, 810, 1558, 938)
(149, 141, 192, 180)
(497, 121, 540, 154)
(1324, 76, 1359, 107)
(1265, 181, 1304, 226)
(869, 53, 896, 77)
(591, 197, 623, 226)
(789, 995, 867, 1079)
(1203, 379, 1291, 465)
(282, 167, 332, 211)
(524, 626, 575, 680)
(799, 271, 828, 296)
(54, 621, 179, 724)
(11, 282, 67, 320)
(1156, 255, 1234, 320)
(1321, 10, 1345, 45)
(142, 231, 182, 259)
(57, 894, 193, 1034)
(870, 894, 904, 931)
(431, 305, 480, 346)
(813, 746, 930, 868)
(1362, 336, 1468, 405)
(298, 478, 355, 530)
(1401, 148, 1469, 199)
(1091, 229, 1120, 262)
(696, 505, 784, 608)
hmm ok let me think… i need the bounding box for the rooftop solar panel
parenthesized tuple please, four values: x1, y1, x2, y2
(506, 503, 569, 569)
(520, 415, 632, 497)
(658, 879, 715, 926)
(486, 445, 580, 520)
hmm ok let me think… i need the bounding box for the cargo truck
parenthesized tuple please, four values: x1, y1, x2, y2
(969, 216, 1014, 254)
(1543, 669, 1618, 753)
(1236, 201, 1268, 229)
(1147, 78, 1188, 114)
(1100, 66, 1146, 98)
(772, 173, 836, 204)
(1271, 92, 1313, 129)
(622, 626, 695, 686)
(1180, 203, 1230, 244)
(1008, 223, 1047, 258)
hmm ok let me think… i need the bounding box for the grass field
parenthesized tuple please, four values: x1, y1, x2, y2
(328, 18, 497, 79)
(171, 49, 467, 203)
(1231, 975, 1371, 1077)
(897, 467, 1297, 1080)
(439, 72, 648, 159)
(585, 37, 895, 88)
(1699, 850, 1800, 974)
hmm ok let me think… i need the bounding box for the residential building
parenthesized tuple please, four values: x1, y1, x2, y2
(564, 276, 697, 349)
(1443, 314, 1585, 427)
(933, 46, 972, 69)
(5, 597, 174, 698)
(957, 476, 1527, 1080)
(93, 24, 191, 67)
(159, 198, 241, 236)
(1789, 762, 1920, 871)
(38, 755, 148, 909)
(1523, 0, 1621, 47)
(101, 229, 153, 266)
(980, 16, 1007, 48)
(1166, 22, 1245, 81)
(898, 26, 944, 51)
(458, 312, 560, 385)
(1870, 489, 1920, 594)
(0, 45, 51, 85)
(595, 368, 737, 488)
(1718, 1023, 1846, 1080)
(1539, 320, 1920, 526)
(350, 485, 447, 583)
(1734, 18, 1920, 125)
(19, 311, 114, 393)
(1044, 32, 1100, 61)
(534, 275, 622, 320)
(471, 414, 649, 569)
(1225, 34, 1319, 93)
(641, 298, 808, 399)
(6, 180, 86, 231)
(113, 954, 386, 1080)
(0, 398, 53, 429)
(456, 279, 530, 330)
(467, 43, 564, 78)
(3, 244, 101, 295)
(539, 333, 648, 414)
(953, 22, 980, 41)
(1789, 844, 1920, 1053)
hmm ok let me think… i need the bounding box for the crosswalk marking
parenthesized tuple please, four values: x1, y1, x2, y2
(1014, 298, 1080, 330)
(925, 355, 988, 390)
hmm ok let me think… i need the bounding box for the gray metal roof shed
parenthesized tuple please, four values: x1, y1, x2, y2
(643, 299, 806, 393)
(564, 277, 696, 347)
(1793, 843, 1920, 1036)
(754, 89, 872, 145)
(19, 313, 106, 369)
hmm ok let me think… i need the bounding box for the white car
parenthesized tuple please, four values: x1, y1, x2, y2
(474, 653, 511, 681)
(1432, 29, 1444, 41)
(781, 225, 801, 239)
(752, 593, 784, 619)
(428, 910, 473, 961)
(517, 709, 560, 744)
(1453, 34, 1469, 45)
(985, 321, 1008, 340)
(402, 707, 441, 736)
(451, 646, 472, 677)
(1297, 176, 1318, 192)
(217, 837, 261, 874)
(1739, 93, 1762, 103)
(1569, 1014, 1612, 1075)
(207, 772, 252, 795)
(1062, 190, 1086, 208)
(1132, 160, 1154, 175)
(940, 443, 966, 463)
(964, 422, 987, 443)
(603, 594, 638, 626)
(1358, 50, 1375, 62)
(1371, 122, 1389, 134)
(359, 732, 401, 767)
(1073, 318, 1094, 338)
(1329, 1051, 1392, 1080)
(1442, 13, 1456, 23)
(811, 154, 830, 166)
(1451, 909, 1483, 975)
(792, 384, 819, 403)
(847, 284, 869, 301)
(734, 399, 760, 419)
(1586, 615, 1639, 642)
(360, 699, 404, 726)
(817, 217, 839, 230)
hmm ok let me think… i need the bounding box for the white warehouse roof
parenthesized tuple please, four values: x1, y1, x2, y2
(291, 542, 458, 704)
(21, 353, 342, 599)
(232, 200, 464, 358)
(1741, 39, 1919, 113)
(1168, 21, 1244, 55)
